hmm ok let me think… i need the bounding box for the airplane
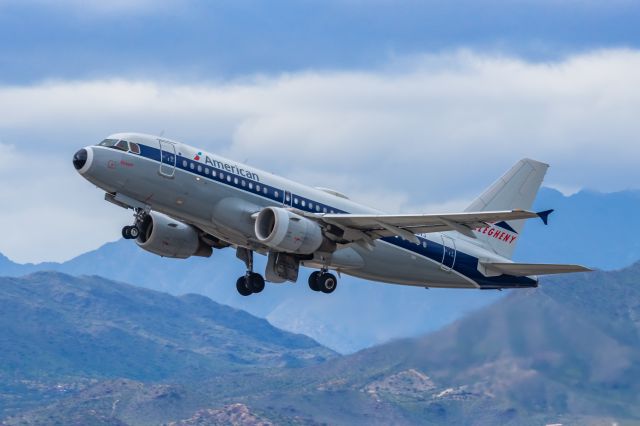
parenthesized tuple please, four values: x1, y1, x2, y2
(72, 133, 591, 296)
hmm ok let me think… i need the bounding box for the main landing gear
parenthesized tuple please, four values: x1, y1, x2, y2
(236, 273, 265, 297)
(235, 248, 266, 297)
(308, 270, 338, 294)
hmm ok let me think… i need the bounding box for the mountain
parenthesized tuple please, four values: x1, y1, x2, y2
(5, 263, 640, 425)
(519, 187, 640, 269)
(0, 242, 503, 355)
(0, 272, 334, 418)
(255, 261, 640, 424)
(0, 188, 637, 354)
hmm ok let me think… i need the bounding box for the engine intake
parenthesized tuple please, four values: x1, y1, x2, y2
(255, 207, 323, 254)
(136, 211, 212, 259)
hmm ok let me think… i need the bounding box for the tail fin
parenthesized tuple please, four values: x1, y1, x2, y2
(466, 158, 549, 259)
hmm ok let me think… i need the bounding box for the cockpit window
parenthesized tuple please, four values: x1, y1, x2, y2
(98, 139, 118, 147)
(129, 143, 141, 154)
(98, 138, 141, 154)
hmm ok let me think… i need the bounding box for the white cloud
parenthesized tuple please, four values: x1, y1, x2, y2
(0, 144, 129, 263)
(0, 49, 639, 262)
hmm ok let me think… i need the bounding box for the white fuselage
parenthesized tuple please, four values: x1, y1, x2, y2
(75, 133, 538, 290)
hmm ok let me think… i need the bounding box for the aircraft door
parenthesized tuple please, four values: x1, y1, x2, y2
(284, 191, 293, 207)
(441, 235, 456, 271)
(159, 140, 176, 178)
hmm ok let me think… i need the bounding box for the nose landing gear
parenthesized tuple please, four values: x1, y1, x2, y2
(122, 225, 140, 240)
(122, 208, 148, 240)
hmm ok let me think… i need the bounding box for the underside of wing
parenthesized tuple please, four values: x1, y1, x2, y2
(480, 262, 592, 277)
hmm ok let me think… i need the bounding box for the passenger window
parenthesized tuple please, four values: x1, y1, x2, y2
(316, 205, 320, 212)
(263, 187, 268, 194)
(234, 177, 239, 185)
(274, 191, 279, 198)
(129, 143, 141, 154)
(219, 172, 224, 179)
(205, 168, 209, 175)
(256, 184, 261, 192)
(323, 207, 327, 213)
(212, 170, 217, 177)
(249, 182, 253, 189)
(197, 165, 202, 172)
(301, 200, 306, 207)
(182, 160, 188, 168)
(190, 162, 195, 170)
(227, 175, 232, 182)
(241, 180, 246, 187)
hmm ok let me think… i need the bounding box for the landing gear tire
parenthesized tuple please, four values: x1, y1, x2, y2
(247, 273, 265, 294)
(236, 276, 253, 297)
(308, 271, 322, 291)
(318, 272, 338, 294)
(236, 273, 265, 296)
(122, 226, 139, 240)
(128, 226, 140, 239)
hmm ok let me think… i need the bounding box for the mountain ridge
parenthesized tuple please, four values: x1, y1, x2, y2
(4, 262, 640, 424)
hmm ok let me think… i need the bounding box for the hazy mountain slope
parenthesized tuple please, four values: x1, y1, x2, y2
(283, 263, 640, 423)
(1, 188, 637, 354)
(0, 272, 334, 417)
(0, 241, 503, 354)
(518, 187, 640, 269)
(7, 264, 640, 425)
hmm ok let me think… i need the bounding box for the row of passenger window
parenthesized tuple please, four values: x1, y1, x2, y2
(287, 193, 336, 214)
(182, 159, 273, 196)
(181, 159, 339, 214)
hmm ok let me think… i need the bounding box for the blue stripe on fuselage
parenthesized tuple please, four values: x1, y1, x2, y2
(125, 144, 537, 289)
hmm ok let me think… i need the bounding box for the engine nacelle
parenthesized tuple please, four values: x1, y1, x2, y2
(136, 211, 212, 259)
(255, 207, 324, 254)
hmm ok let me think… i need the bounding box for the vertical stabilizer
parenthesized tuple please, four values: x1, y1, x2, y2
(466, 158, 549, 259)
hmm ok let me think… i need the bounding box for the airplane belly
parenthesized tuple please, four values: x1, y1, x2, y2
(349, 241, 477, 288)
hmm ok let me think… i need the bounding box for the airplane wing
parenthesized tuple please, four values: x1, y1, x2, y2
(315, 209, 539, 246)
(479, 262, 592, 277)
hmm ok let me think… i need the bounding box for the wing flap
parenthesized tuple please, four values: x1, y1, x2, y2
(323, 210, 536, 231)
(481, 262, 592, 277)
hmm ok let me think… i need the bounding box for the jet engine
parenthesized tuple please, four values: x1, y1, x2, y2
(136, 211, 212, 259)
(254, 207, 324, 254)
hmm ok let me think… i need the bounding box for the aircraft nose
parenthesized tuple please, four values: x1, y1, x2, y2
(73, 149, 88, 170)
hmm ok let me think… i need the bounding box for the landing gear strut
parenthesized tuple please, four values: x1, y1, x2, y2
(308, 269, 338, 294)
(235, 248, 266, 296)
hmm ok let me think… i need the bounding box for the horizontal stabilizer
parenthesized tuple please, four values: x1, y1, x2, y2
(536, 209, 554, 225)
(480, 262, 592, 277)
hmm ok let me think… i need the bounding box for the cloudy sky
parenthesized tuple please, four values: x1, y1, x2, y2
(0, 0, 639, 263)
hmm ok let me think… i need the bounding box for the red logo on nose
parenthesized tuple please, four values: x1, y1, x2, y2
(194, 152, 202, 161)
